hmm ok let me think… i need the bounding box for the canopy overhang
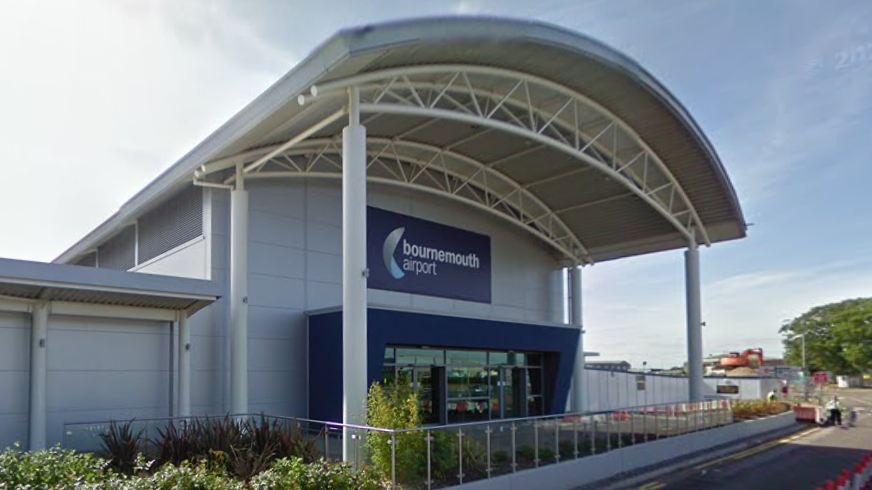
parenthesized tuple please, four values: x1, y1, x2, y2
(0, 257, 220, 314)
(57, 16, 745, 265)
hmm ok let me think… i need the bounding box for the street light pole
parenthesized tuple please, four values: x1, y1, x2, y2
(800, 333, 808, 401)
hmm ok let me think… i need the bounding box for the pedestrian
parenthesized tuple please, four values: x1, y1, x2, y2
(825, 396, 844, 426)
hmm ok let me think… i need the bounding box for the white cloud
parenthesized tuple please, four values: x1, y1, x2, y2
(1, 0, 870, 377)
(0, 0, 279, 261)
(452, 1, 487, 15)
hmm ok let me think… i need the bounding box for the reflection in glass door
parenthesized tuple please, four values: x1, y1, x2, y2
(447, 365, 490, 423)
(489, 367, 522, 419)
(414, 366, 437, 424)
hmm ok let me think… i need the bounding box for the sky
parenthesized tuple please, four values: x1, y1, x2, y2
(1, 0, 871, 368)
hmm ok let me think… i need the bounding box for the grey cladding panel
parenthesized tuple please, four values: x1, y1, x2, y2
(139, 185, 203, 263)
(250, 210, 305, 249)
(0, 312, 28, 448)
(0, 313, 29, 370)
(248, 275, 305, 310)
(75, 253, 97, 268)
(0, 414, 28, 448)
(45, 316, 170, 445)
(98, 225, 136, 271)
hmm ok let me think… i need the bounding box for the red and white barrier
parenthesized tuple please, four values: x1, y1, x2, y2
(816, 451, 872, 490)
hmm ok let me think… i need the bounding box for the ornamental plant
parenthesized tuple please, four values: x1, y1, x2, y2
(364, 377, 425, 483)
(0, 443, 108, 489)
(250, 457, 384, 490)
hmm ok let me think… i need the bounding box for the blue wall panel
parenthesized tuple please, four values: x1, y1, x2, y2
(308, 308, 578, 423)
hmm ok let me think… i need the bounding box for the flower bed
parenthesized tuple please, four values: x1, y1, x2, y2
(0, 413, 389, 490)
(0, 444, 384, 490)
(730, 400, 792, 421)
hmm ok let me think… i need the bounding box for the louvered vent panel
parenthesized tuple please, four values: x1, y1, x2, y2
(97, 225, 136, 270)
(138, 186, 203, 263)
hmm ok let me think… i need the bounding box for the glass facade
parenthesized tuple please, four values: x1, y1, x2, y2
(382, 346, 545, 424)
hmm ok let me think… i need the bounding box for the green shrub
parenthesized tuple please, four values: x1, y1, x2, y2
(0, 443, 108, 488)
(428, 431, 457, 479)
(365, 378, 424, 483)
(275, 419, 322, 464)
(250, 457, 384, 490)
(538, 447, 555, 462)
(102, 420, 147, 474)
(491, 450, 509, 465)
(82, 459, 243, 490)
(460, 437, 486, 474)
(516, 445, 535, 462)
(144, 460, 244, 490)
(558, 440, 575, 460)
(155, 420, 202, 467)
(131, 414, 325, 481)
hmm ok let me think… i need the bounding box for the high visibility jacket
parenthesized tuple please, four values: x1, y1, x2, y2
(825, 400, 844, 411)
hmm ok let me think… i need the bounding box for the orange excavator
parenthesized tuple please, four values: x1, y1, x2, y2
(720, 348, 764, 369)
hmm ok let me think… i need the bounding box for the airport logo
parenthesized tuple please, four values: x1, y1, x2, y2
(382, 225, 483, 280)
(367, 207, 492, 303)
(382, 227, 406, 279)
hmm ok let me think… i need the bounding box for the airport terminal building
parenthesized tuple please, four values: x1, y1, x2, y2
(0, 17, 745, 450)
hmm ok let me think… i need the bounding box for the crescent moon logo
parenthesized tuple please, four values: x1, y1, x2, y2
(382, 227, 405, 279)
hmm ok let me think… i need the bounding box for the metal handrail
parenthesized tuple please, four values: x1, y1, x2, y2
(62, 400, 731, 437)
(63, 412, 395, 434)
(62, 399, 737, 490)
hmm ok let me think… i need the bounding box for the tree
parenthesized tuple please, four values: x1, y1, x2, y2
(779, 298, 872, 375)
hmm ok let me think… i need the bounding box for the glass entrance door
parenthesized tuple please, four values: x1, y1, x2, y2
(383, 346, 545, 424)
(489, 367, 523, 419)
(395, 365, 441, 424)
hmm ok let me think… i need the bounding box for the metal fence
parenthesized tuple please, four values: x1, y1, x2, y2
(63, 400, 733, 490)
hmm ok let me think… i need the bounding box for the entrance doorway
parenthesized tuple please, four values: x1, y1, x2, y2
(382, 347, 545, 425)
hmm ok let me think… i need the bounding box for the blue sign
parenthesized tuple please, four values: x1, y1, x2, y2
(367, 207, 492, 303)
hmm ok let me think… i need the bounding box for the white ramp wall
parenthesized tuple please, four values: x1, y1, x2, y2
(584, 369, 689, 412)
(584, 369, 779, 411)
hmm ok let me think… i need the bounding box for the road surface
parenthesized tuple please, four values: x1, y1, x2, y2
(623, 389, 872, 490)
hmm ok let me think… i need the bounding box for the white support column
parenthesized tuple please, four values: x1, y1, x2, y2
(685, 242, 704, 401)
(342, 87, 368, 463)
(29, 302, 49, 451)
(230, 165, 249, 415)
(178, 312, 191, 417)
(570, 264, 585, 413)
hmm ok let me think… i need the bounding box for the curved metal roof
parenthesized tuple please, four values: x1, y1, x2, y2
(57, 16, 745, 264)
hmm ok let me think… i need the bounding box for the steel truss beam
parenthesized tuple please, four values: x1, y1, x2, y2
(195, 64, 711, 261)
(304, 65, 709, 246)
(219, 137, 590, 261)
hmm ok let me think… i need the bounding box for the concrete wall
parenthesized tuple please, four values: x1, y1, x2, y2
(703, 376, 783, 400)
(0, 312, 29, 447)
(447, 412, 797, 490)
(584, 369, 781, 412)
(584, 370, 688, 412)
